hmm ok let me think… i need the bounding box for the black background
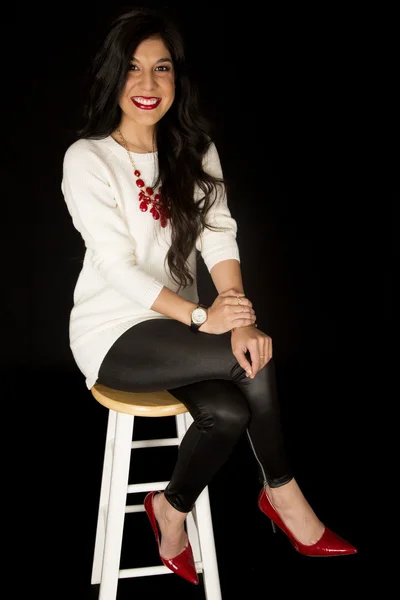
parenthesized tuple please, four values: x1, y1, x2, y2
(3, 1, 394, 598)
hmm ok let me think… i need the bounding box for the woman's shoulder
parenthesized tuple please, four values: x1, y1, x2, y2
(203, 139, 218, 159)
(62, 138, 120, 182)
(63, 136, 112, 164)
(202, 139, 222, 173)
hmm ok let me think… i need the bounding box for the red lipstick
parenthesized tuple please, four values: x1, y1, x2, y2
(131, 97, 161, 110)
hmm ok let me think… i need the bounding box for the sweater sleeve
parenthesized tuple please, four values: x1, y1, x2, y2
(61, 141, 164, 309)
(195, 142, 240, 271)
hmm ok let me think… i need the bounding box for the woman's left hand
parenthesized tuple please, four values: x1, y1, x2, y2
(231, 326, 272, 379)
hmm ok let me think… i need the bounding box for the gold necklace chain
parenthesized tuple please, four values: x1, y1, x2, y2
(117, 128, 138, 172)
(117, 127, 153, 154)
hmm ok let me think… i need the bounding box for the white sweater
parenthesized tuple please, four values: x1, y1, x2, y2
(61, 135, 240, 389)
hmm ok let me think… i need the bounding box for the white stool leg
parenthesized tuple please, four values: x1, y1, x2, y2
(194, 487, 222, 600)
(98, 411, 134, 600)
(92, 409, 117, 584)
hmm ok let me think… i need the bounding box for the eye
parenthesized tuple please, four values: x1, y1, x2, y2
(129, 64, 139, 71)
(155, 65, 171, 72)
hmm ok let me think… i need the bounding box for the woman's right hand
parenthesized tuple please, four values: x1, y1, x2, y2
(199, 289, 256, 334)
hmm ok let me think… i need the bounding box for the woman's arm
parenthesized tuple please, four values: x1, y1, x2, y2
(209, 258, 245, 295)
(151, 287, 198, 326)
(151, 284, 255, 333)
(210, 260, 271, 380)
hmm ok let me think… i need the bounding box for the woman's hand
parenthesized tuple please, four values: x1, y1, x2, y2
(199, 289, 256, 335)
(231, 326, 272, 379)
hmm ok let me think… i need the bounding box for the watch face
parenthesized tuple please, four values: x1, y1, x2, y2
(192, 307, 207, 325)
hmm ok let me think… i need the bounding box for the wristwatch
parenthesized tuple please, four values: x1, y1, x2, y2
(190, 304, 208, 333)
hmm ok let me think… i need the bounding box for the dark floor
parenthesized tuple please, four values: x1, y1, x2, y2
(23, 360, 377, 600)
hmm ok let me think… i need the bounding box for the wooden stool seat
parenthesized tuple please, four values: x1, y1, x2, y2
(90, 383, 222, 600)
(92, 384, 188, 417)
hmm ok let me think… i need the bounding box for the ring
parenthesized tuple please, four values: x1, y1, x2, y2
(237, 297, 243, 305)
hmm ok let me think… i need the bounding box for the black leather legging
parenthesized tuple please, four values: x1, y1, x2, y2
(97, 319, 293, 512)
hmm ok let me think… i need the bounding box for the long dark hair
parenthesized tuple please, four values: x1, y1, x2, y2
(77, 6, 226, 289)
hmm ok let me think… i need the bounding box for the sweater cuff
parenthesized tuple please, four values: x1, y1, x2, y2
(202, 247, 240, 273)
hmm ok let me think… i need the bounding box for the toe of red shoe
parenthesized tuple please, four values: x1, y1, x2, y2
(319, 528, 358, 555)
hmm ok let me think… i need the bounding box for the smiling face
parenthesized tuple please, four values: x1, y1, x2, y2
(118, 35, 175, 134)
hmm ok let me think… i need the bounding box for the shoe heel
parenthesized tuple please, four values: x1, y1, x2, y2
(270, 519, 278, 534)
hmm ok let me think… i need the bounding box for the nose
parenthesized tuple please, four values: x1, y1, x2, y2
(139, 69, 157, 92)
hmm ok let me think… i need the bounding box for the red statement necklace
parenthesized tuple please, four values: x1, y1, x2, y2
(117, 127, 170, 228)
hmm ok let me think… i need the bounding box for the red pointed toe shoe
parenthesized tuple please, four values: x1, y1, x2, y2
(258, 489, 358, 557)
(144, 491, 199, 584)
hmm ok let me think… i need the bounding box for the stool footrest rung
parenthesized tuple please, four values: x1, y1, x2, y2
(119, 563, 202, 579)
(131, 437, 180, 449)
(127, 481, 169, 494)
(125, 505, 145, 513)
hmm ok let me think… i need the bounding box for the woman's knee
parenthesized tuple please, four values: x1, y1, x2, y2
(195, 399, 250, 438)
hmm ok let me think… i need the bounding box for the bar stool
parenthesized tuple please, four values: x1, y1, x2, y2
(90, 383, 222, 600)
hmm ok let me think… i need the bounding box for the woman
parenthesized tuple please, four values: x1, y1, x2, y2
(61, 6, 357, 586)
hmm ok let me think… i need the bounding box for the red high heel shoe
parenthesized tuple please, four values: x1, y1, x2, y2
(258, 489, 358, 557)
(144, 491, 199, 584)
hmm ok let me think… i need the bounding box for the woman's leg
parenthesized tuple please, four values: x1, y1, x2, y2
(164, 379, 251, 511)
(154, 379, 252, 560)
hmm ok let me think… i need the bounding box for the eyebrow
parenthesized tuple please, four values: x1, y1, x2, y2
(130, 57, 173, 64)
